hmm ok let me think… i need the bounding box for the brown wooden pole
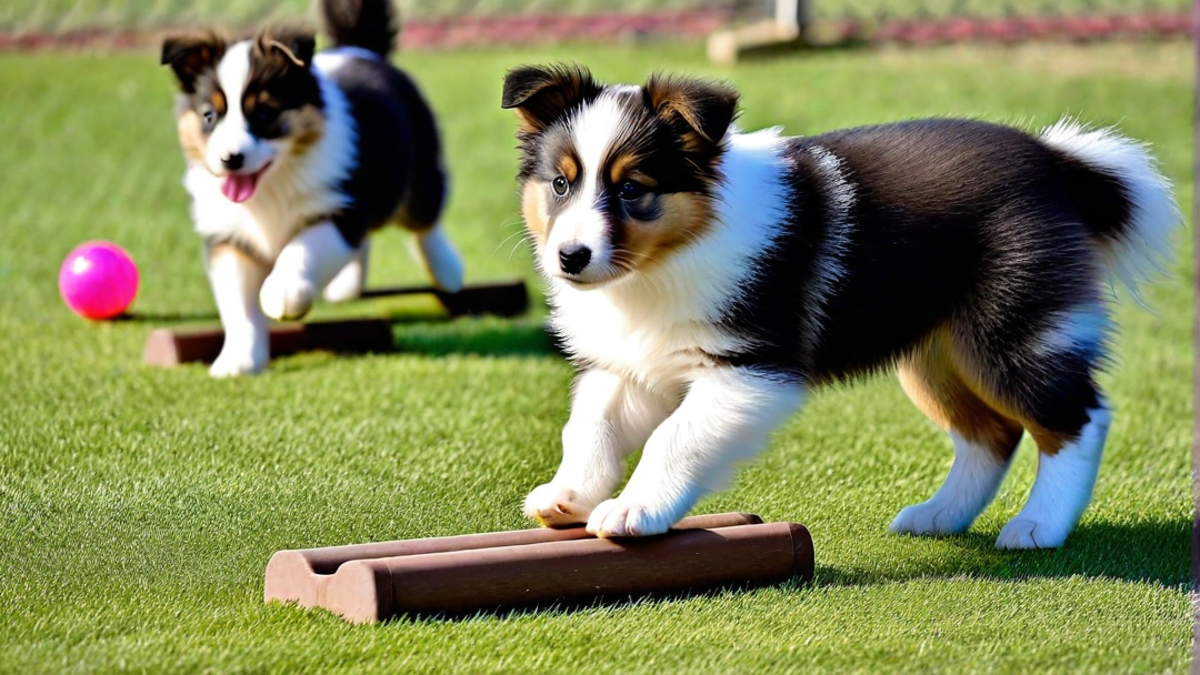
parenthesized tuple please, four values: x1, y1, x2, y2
(264, 515, 814, 623)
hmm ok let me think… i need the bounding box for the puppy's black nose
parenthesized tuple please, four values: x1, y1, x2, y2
(222, 153, 245, 171)
(558, 244, 592, 275)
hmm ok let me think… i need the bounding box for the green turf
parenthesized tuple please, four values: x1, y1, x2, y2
(0, 40, 1191, 674)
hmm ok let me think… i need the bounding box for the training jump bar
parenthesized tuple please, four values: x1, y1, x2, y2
(142, 280, 529, 367)
(264, 512, 814, 623)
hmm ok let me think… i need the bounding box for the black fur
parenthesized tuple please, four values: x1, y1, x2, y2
(717, 119, 1120, 437)
(244, 31, 323, 140)
(322, 56, 446, 246)
(319, 0, 398, 58)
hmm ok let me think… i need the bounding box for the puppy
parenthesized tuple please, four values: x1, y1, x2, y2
(162, 0, 462, 377)
(502, 64, 1180, 549)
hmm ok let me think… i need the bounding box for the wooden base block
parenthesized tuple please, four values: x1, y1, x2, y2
(143, 280, 532, 367)
(144, 319, 394, 367)
(264, 513, 815, 623)
(708, 20, 805, 66)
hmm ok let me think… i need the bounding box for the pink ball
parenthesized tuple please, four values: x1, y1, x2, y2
(58, 241, 139, 320)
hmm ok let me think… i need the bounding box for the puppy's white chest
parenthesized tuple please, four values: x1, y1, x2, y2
(552, 289, 733, 394)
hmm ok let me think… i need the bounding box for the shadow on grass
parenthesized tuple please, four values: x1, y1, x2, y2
(378, 580, 783, 625)
(390, 316, 557, 358)
(815, 516, 1190, 589)
(117, 310, 220, 322)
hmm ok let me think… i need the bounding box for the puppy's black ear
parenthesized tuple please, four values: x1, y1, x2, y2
(501, 64, 601, 134)
(161, 32, 227, 94)
(260, 28, 316, 68)
(644, 74, 740, 153)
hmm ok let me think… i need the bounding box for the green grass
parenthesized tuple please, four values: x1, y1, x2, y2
(0, 40, 1192, 674)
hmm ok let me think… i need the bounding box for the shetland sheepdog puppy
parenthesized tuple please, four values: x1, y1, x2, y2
(502, 64, 1179, 549)
(162, 0, 462, 377)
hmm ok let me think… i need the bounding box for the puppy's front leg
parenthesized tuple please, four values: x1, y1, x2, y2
(525, 369, 671, 527)
(260, 222, 358, 321)
(206, 244, 270, 378)
(587, 367, 804, 538)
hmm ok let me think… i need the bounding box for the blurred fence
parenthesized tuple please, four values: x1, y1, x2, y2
(0, 0, 1192, 50)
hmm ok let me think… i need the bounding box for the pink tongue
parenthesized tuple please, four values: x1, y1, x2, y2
(222, 172, 259, 203)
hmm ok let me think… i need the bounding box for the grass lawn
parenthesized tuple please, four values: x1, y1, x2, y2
(0, 39, 1192, 674)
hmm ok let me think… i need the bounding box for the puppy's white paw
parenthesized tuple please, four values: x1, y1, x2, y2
(995, 517, 1069, 550)
(889, 501, 973, 537)
(586, 499, 676, 538)
(260, 274, 316, 321)
(523, 484, 591, 527)
(209, 344, 267, 378)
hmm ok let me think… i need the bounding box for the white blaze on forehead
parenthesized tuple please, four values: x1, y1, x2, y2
(541, 89, 640, 278)
(568, 89, 637, 193)
(206, 40, 274, 175)
(216, 41, 252, 113)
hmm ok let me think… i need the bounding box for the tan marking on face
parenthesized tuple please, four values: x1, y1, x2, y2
(176, 109, 207, 163)
(283, 105, 325, 157)
(607, 152, 644, 185)
(557, 154, 578, 183)
(521, 181, 550, 245)
(615, 192, 713, 274)
(210, 89, 226, 116)
(897, 333, 1024, 460)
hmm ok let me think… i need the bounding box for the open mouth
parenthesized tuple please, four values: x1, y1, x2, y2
(220, 162, 272, 204)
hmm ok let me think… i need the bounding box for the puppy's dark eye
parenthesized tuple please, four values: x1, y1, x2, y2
(198, 106, 217, 130)
(252, 106, 277, 126)
(551, 176, 569, 196)
(618, 180, 647, 202)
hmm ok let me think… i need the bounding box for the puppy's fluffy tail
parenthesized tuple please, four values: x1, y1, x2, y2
(319, 0, 397, 58)
(1039, 118, 1181, 302)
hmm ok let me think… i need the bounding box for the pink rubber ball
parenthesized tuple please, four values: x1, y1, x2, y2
(58, 241, 139, 320)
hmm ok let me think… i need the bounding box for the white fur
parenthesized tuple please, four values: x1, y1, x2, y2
(548, 127, 790, 396)
(260, 222, 357, 320)
(542, 91, 635, 284)
(182, 44, 359, 375)
(587, 367, 804, 537)
(804, 144, 856, 344)
(409, 227, 465, 293)
(996, 406, 1110, 549)
(524, 369, 673, 526)
(322, 239, 369, 303)
(205, 246, 270, 377)
(535, 126, 803, 536)
(890, 432, 1013, 536)
(207, 43, 275, 176)
(312, 46, 382, 75)
(1034, 303, 1112, 357)
(1039, 118, 1181, 302)
(185, 46, 357, 261)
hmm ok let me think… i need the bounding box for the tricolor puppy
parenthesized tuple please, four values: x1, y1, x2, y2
(503, 64, 1180, 549)
(162, 0, 462, 377)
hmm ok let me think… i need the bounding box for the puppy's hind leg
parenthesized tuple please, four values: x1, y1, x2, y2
(322, 238, 369, 303)
(965, 303, 1113, 550)
(890, 334, 1024, 537)
(408, 224, 464, 293)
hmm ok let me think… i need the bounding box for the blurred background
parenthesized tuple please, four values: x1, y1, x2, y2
(0, 0, 1192, 48)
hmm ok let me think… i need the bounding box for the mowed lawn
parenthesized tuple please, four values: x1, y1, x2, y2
(0, 40, 1191, 674)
